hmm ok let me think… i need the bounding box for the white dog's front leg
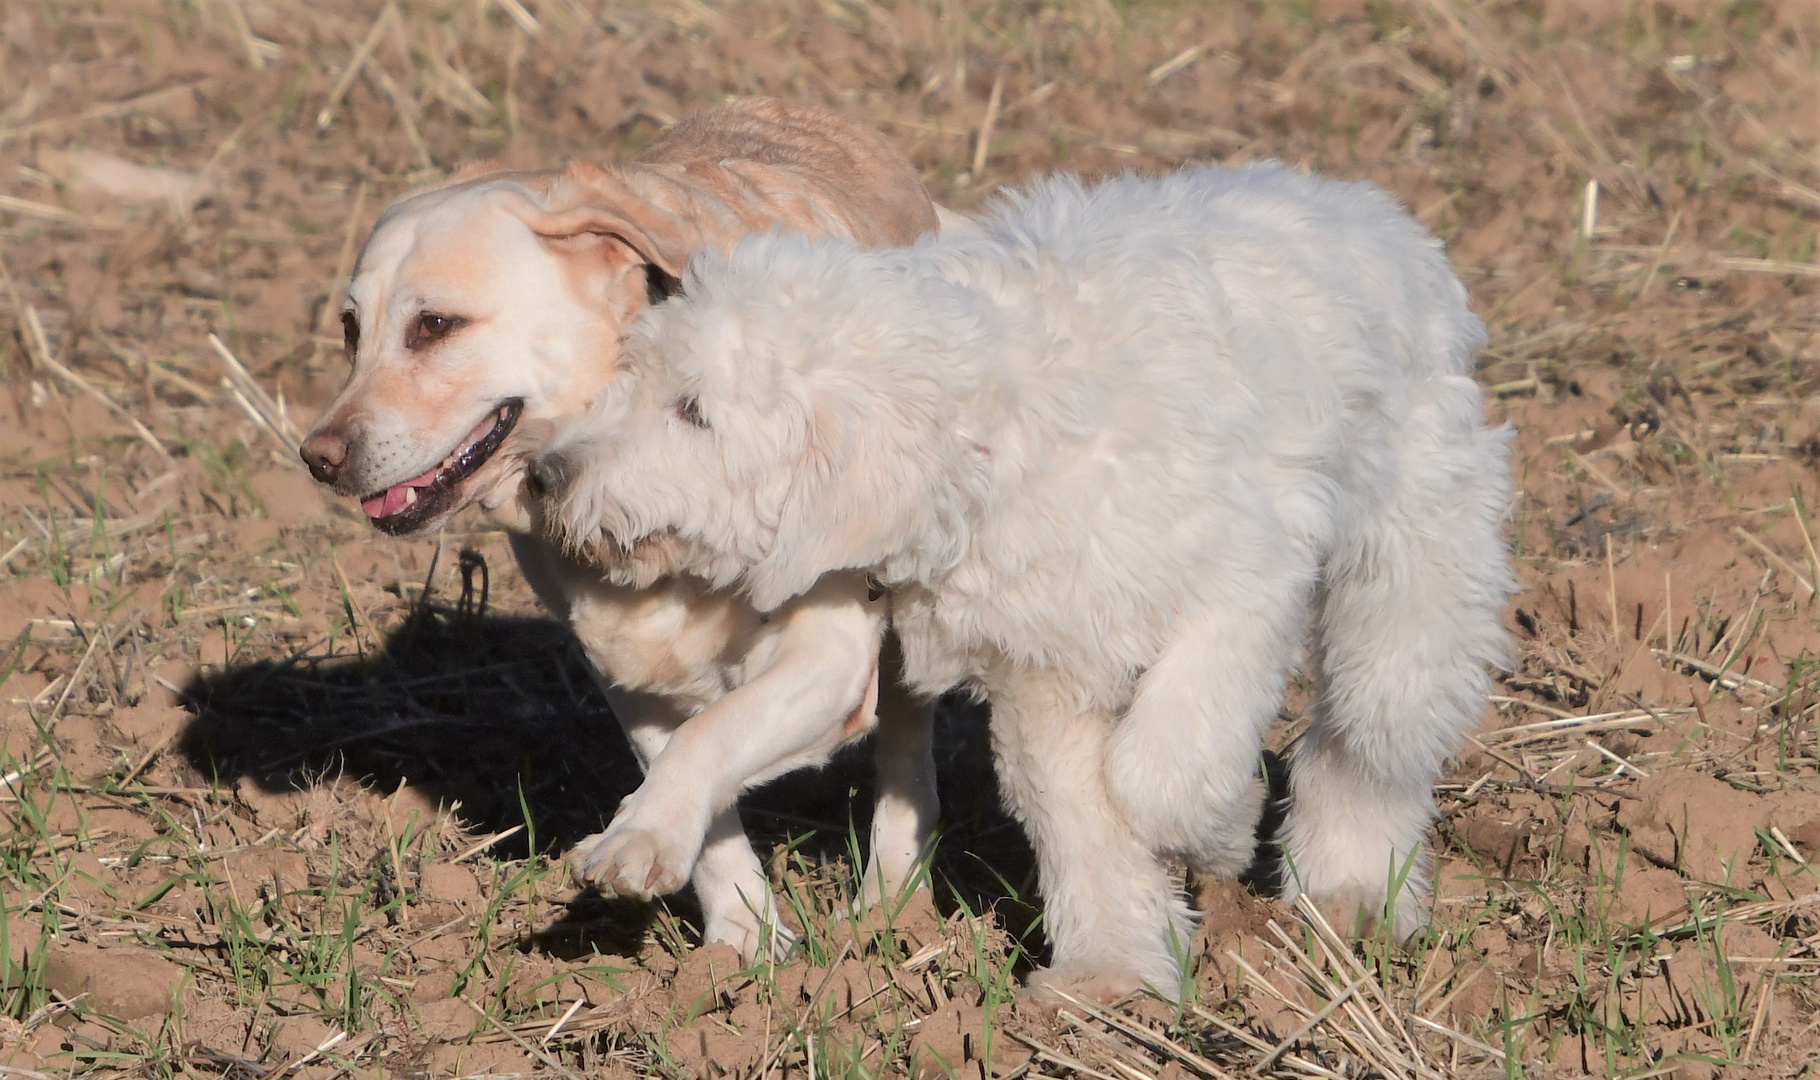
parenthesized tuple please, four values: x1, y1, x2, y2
(511, 532, 764, 937)
(1103, 575, 1313, 879)
(989, 666, 1195, 1003)
(576, 684, 694, 897)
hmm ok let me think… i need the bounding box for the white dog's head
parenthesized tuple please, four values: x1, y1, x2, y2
(297, 163, 697, 536)
(534, 230, 987, 610)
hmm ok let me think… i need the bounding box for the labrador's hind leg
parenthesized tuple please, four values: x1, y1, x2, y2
(857, 647, 940, 911)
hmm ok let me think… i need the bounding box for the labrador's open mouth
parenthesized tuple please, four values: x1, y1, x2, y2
(361, 399, 523, 535)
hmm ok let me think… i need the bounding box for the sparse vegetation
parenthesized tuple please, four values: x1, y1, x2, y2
(2, 1, 1818, 1076)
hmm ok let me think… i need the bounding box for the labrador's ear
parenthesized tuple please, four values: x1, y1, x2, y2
(513, 202, 697, 282)
(511, 161, 701, 279)
(503, 187, 698, 322)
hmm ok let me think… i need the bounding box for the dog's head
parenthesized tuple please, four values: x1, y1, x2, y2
(533, 230, 983, 610)
(298, 164, 698, 536)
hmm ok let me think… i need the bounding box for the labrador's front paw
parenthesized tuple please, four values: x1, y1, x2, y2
(569, 823, 694, 899)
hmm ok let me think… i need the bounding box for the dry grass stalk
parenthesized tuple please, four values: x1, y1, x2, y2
(316, 180, 371, 335)
(1633, 208, 1683, 297)
(317, 3, 400, 130)
(0, 81, 213, 145)
(1481, 705, 1690, 746)
(46, 629, 103, 723)
(26, 308, 176, 465)
(365, 62, 436, 171)
(1790, 496, 1820, 596)
(1010, 1029, 1131, 1080)
(0, 538, 30, 572)
(451, 824, 525, 863)
(1253, 977, 1363, 1072)
(756, 939, 855, 1078)
(1733, 524, 1817, 599)
(1747, 160, 1820, 212)
(1148, 43, 1208, 86)
(492, 0, 543, 37)
(1584, 736, 1649, 777)
(971, 72, 1005, 179)
(208, 332, 303, 451)
(1051, 988, 1239, 1078)
(218, 0, 269, 71)
(1651, 650, 1781, 698)
(0, 194, 85, 225)
(1, 255, 173, 464)
(427, 50, 496, 122)
(328, 549, 377, 654)
(1651, 892, 1820, 940)
(1721, 256, 1820, 279)
(461, 995, 584, 1080)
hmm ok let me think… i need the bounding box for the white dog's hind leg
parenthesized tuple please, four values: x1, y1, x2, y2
(990, 666, 1194, 1002)
(1103, 576, 1314, 879)
(1282, 404, 1515, 940)
(857, 659, 939, 911)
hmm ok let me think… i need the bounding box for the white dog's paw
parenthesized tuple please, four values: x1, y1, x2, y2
(855, 862, 930, 913)
(1024, 964, 1154, 1007)
(853, 874, 892, 914)
(702, 907, 796, 963)
(1296, 881, 1429, 945)
(569, 824, 694, 899)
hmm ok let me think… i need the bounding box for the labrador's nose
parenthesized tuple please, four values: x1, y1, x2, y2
(299, 429, 349, 484)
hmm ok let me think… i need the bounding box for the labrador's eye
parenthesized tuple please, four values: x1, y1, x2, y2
(340, 311, 359, 363)
(408, 311, 464, 349)
(674, 396, 708, 429)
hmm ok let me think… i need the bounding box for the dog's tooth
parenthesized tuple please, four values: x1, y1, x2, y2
(404, 487, 418, 507)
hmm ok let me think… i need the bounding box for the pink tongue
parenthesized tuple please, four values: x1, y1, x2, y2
(361, 466, 442, 519)
(359, 412, 501, 519)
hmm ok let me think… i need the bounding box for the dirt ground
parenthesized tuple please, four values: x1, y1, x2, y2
(2, 1, 1818, 1077)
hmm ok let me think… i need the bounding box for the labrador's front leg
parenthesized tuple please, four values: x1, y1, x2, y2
(578, 577, 888, 950)
(575, 683, 788, 958)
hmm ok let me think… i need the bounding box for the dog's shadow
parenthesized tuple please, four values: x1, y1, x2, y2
(177, 583, 1037, 963)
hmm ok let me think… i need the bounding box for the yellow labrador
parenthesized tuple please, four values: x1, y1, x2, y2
(300, 99, 949, 958)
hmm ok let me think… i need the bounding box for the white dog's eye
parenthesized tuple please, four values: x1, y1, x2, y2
(340, 311, 359, 363)
(673, 397, 709, 430)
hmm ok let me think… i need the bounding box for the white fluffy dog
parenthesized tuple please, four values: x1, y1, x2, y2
(533, 164, 1515, 999)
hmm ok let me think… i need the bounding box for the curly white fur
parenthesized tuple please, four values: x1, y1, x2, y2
(538, 163, 1516, 999)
